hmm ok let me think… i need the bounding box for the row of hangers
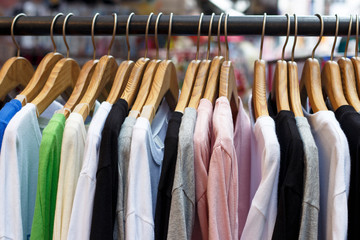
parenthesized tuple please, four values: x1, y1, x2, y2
(0, 12, 239, 124)
(253, 13, 360, 119)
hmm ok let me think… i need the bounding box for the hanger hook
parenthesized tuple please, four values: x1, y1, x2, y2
(50, 13, 63, 53)
(225, 14, 230, 61)
(217, 13, 224, 57)
(107, 13, 117, 56)
(259, 13, 267, 60)
(144, 13, 154, 59)
(281, 13, 290, 61)
(166, 13, 173, 60)
(331, 14, 339, 61)
(206, 13, 215, 60)
(291, 14, 298, 62)
(126, 13, 135, 60)
(195, 13, 204, 61)
(62, 13, 73, 58)
(11, 13, 26, 57)
(344, 14, 353, 58)
(312, 14, 324, 59)
(154, 13, 163, 60)
(91, 13, 100, 60)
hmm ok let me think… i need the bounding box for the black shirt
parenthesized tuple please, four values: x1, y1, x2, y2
(154, 111, 183, 240)
(268, 96, 305, 240)
(90, 98, 128, 240)
(334, 105, 360, 240)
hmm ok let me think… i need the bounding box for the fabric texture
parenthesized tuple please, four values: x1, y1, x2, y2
(30, 113, 66, 240)
(167, 108, 196, 240)
(154, 111, 183, 240)
(295, 116, 320, 240)
(207, 97, 238, 240)
(67, 102, 112, 240)
(0, 99, 22, 150)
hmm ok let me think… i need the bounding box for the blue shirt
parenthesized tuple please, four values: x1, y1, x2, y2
(0, 99, 22, 150)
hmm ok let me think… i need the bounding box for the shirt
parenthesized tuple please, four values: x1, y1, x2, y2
(241, 95, 280, 240)
(167, 108, 196, 240)
(295, 117, 320, 240)
(126, 99, 170, 240)
(334, 105, 360, 240)
(31, 113, 66, 240)
(0, 101, 62, 240)
(0, 99, 22, 150)
(116, 116, 136, 240)
(154, 111, 183, 240)
(67, 102, 113, 240)
(268, 97, 305, 240)
(90, 99, 128, 240)
(304, 109, 350, 240)
(192, 99, 213, 240)
(207, 97, 238, 240)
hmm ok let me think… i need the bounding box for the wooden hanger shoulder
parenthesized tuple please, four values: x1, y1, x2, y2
(202, 56, 225, 106)
(288, 61, 303, 117)
(274, 60, 290, 112)
(219, 60, 239, 119)
(253, 59, 269, 119)
(351, 56, 360, 98)
(338, 57, 360, 111)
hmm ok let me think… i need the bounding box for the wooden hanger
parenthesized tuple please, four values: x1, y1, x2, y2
(288, 14, 304, 117)
(219, 14, 239, 120)
(351, 14, 360, 106)
(253, 13, 269, 119)
(174, 13, 204, 113)
(140, 13, 179, 124)
(299, 14, 327, 112)
(0, 13, 34, 101)
(15, 13, 65, 106)
(321, 14, 348, 111)
(129, 13, 163, 118)
(202, 13, 225, 106)
(188, 13, 216, 109)
(31, 13, 80, 116)
(73, 13, 119, 121)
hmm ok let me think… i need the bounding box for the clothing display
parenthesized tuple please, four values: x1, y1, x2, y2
(0, 99, 22, 150)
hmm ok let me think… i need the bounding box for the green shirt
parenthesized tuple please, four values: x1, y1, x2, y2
(30, 113, 65, 240)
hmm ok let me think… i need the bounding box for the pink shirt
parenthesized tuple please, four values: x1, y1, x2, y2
(192, 99, 214, 240)
(207, 97, 239, 240)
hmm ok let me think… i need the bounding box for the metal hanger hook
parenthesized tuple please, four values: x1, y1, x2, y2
(144, 12, 154, 59)
(108, 13, 117, 56)
(91, 13, 100, 60)
(206, 13, 215, 60)
(11, 13, 26, 57)
(312, 13, 324, 59)
(154, 13, 163, 60)
(217, 13, 224, 57)
(166, 13, 173, 60)
(50, 13, 63, 53)
(195, 13, 204, 61)
(291, 14, 298, 62)
(281, 13, 290, 61)
(225, 13, 230, 61)
(126, 13, 134, 60)
(344, 14, 353, 58)
(331, 14, 339, 61)
(63, 13, 73, 58)
(259, 13, 267, 60)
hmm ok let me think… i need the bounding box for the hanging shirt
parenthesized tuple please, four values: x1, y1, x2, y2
(167, 108, 196, 240)
(154, 111, 183, 240)
(334, 105, 360, 240)
(125, 99, 170, 240)
(90, 98, 128, 240)
(192, 99, 213, 240)
(241, 95, 280, 240)
(207, 97, 238, 240)
(0, 101, 62, 240)
(295, 116, 320, 240)
(304, 108, 350, 240)
(267, 96, 305, 240)
(67, 101, 113, 240)
(233, 97, 251, 238)
(30, 113, 66, 240)
(0, 99, 22, 150)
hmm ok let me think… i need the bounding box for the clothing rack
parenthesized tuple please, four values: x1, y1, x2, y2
(0, 15, 358, 36)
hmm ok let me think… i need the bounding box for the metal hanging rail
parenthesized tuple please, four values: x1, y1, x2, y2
(0, 15, 358, 36)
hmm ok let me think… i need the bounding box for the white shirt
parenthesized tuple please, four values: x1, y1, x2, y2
(125, 99, 170, 240)
(304, 109, 350, 240)
(0, 101, 62, 240)
(241, 95, 280, 240)
(67, 102, 113, 240)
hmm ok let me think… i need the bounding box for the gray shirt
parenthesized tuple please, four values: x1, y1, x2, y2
(295, 116, 320, 240)
(167, 107, 197, 240)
